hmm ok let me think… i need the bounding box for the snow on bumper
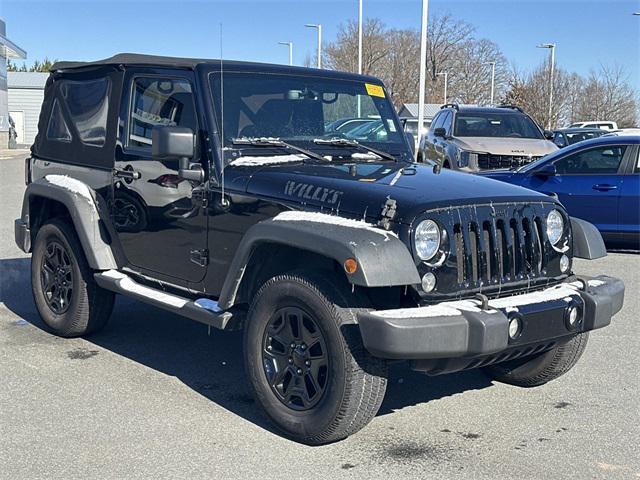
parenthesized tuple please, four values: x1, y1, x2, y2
(357, 276, 624, 360)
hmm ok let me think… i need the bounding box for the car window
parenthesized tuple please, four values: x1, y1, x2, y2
(554, 146, 626, 174)
(553, 132, 566, 146)
(441, 112, 453, 134)
(635, 149, 640, 174)
(453, 112, 543, 139)
(46, 99, 72, 143)
(430, 112, 445, 133)
(60, 78, 110, 146)
(128, 77, 197, 149)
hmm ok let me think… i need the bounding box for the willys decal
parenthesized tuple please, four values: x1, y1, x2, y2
(284, 181, 344, 205)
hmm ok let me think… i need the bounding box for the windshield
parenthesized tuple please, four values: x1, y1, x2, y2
(454, 112, 543, 139)
(209, 72, 410, 164)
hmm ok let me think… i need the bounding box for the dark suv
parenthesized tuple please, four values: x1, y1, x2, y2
(14, 54, 623, 445)
(418, 104, 558, 171)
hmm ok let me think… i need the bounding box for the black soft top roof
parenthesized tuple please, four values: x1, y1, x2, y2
(51, 53, 382, 83)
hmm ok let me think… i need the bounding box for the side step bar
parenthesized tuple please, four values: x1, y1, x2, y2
(94, 270, 232, 330)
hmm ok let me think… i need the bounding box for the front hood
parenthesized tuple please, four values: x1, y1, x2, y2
(456, 137, 558, 156)
(225, 160, 552, 225)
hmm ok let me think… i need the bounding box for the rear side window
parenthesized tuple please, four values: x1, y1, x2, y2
(59, 78, 110, 146)
(554, 146, 626, 174)
(128, 77, 197, 149)
(46, 99, 72, 142)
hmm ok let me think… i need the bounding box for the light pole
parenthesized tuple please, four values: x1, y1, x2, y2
(485, 61, 496, 105)
(437, 71, 448, 104)
(358, 0, 363, 74)
(278, 42, 293, 66)
(537, 43, 556, 130)
(417, 0, 429, 154)
(305, 24, 322, 68)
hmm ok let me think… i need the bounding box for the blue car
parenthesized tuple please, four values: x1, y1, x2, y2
(480, 136, 640, 247)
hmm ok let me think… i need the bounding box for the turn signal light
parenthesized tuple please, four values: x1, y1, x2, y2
(343, 258, 358, 274)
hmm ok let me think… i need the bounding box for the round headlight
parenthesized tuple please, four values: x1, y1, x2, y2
(415, 220, 441, 261)
(546, 210, 564, 245)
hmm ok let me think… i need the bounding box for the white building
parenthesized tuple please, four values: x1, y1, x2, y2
(8, 72, 48, 146)
(0, 18, 27, 148)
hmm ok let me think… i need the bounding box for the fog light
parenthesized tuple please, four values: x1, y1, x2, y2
(508, 315, 523, 340)
(560, 254, 570, 273)
(566, 305, 581, 329)
(421, 272, 437, 293)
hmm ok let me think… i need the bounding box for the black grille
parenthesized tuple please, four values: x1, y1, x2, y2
(477, 154, 540, 170)
(417, 202, 569, 299)
(453, 213, 545, 285)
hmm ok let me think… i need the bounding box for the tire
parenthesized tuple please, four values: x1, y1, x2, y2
(31, 218, 115, 337)
(483, 333, 589, 388)
(244, 272, 388, 445)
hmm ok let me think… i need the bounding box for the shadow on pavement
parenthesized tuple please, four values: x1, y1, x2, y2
(0, 257, 493, 437)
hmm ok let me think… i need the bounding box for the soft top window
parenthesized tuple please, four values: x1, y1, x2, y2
(46, 99, 72, 143)
(60, 77, 110, 147)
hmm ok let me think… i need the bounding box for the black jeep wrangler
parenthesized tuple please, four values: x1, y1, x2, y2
(14, 54, 624, 445)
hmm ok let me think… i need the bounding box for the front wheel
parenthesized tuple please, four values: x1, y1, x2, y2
(483, 333, 589, 387)
(244, 273, 388, 445)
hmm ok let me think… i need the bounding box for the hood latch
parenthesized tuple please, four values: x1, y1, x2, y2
(378, 198, 397, 230)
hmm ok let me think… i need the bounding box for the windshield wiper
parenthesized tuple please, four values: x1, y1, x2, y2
(313, 137, 397, 162)
(231, 137, 329, 163)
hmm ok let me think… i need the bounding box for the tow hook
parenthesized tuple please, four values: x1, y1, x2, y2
(474, 293, 490, 310)
(573, 276, 589, 291)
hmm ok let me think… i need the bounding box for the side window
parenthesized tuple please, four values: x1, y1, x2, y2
(60, 78, 110, 146)
(554, 146, 626, 174)
(128, 77, 197, 150)
(553, 132, 566, 147)
(429, 113, 444, 133)
(635, 149, 640, 174)
(441, 112, 453, 135)
(46, 99, 72, 142)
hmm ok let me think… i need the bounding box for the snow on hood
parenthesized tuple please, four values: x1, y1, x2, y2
(273, 211, 397, 240)
(455, 137, 558, 156)
(230, 154, 306, 167)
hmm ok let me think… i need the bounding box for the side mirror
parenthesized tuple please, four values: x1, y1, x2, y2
(152, 126, 203, 183)
(533, 163, 557, 177)
(434, 127, 447, 138)
(152, 126, 195, 159)
(544, 129, 554, 140)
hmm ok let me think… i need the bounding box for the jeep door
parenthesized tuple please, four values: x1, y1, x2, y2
(111, 69, 208, 283)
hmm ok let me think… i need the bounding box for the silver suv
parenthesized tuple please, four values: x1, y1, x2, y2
(418, 104, 558, 171)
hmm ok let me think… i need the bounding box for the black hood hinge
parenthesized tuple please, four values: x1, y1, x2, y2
(378, 198, 397, 230)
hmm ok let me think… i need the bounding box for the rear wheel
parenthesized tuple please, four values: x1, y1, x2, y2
(484, 333, 589, 387)
(31, 219, 115, 337)
(244, 272, 388, 445)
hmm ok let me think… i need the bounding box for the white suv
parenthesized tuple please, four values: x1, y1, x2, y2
(569, 121, 618, 131)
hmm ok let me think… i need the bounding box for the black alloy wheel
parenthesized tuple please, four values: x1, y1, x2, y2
(40, 240, 74, 314)
(262, 306, 329, 411)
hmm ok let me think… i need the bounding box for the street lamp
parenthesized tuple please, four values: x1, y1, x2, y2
(305, 24, 322, 68)
(537, 43, 556, 130)
(278, 41, 293, 66)
(358, 0, 363, 74)
(484, 61, 496, 105)
(417, 0, 430, 155)
(437, 71, 448, 104)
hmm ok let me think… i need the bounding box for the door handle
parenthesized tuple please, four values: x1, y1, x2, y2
(592, 184, 617, 191)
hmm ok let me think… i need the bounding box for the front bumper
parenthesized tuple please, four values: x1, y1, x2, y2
(358, 276, 624, 361)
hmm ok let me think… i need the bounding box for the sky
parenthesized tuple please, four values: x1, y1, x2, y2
(2, 0, 639, 84)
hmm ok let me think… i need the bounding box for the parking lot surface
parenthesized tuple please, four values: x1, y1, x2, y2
(1, 150, 639, 479)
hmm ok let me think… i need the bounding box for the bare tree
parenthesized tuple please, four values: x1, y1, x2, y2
(575, 64, 638, 127)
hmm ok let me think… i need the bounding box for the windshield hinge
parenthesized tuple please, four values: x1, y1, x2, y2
(378, 198, 397, 230)
(190, 248, 209, 267)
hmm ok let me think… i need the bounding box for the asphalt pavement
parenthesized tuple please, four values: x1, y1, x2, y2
(1, 150, 639, 479)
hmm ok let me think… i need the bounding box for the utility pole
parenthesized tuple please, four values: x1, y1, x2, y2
(278, 42, 293, 66)
(537, 43, 556, 129)
(305, 24, 322, 68)
(485, 61, 496, 104)
(437, 71, 448, 104)
(417, 0, 429, 155)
